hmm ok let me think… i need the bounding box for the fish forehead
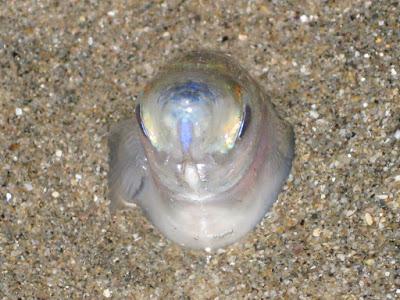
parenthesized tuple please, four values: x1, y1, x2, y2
(163, 80, 215, 103)
(157, 80, 217, 123)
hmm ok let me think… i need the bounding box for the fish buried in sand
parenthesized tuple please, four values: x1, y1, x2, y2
(108, 50, 294, 250)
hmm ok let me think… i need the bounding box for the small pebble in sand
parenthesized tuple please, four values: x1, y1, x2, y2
(103, 288, 111, 298)
(52, 191, 60, 198)
(107, 10, 116, 17)
(365, 258, 375, 266)
(6, 193, 12, 202)
(312, 228, 321, 237)
(364, 213, 373, 226)
(238, 34, 248, 41)
(24, 182, 33, 191)
(309, 110, 319, 119)
(337, 254, 346, 261)
(300, 65, 310, 75)
(88, 36, 94, 46)
(345, 210, 356, 217)
(394, 129, 400, 140)
(300, 15, 309, 23)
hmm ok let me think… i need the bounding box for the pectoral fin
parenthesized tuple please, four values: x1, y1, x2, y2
(108, 119, 146, 213)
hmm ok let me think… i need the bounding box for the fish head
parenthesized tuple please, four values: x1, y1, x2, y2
(137, 62, 262, 198)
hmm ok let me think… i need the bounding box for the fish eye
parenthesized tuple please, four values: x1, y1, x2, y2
(238, 104, 251, 138)
(135, 104, 149, 138)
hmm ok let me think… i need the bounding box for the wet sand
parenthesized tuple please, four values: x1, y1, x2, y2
(1, 1, 399, 298)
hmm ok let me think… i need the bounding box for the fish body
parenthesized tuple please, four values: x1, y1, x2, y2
(109, 50, 294, 250)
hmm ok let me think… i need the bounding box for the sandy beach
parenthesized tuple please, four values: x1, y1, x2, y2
(1, 1, 399, 298)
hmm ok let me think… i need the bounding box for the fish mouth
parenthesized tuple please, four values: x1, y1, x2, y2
(144, 154, 253, 202)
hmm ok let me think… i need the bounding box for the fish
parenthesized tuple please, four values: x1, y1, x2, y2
(108, 50, 295, 250)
